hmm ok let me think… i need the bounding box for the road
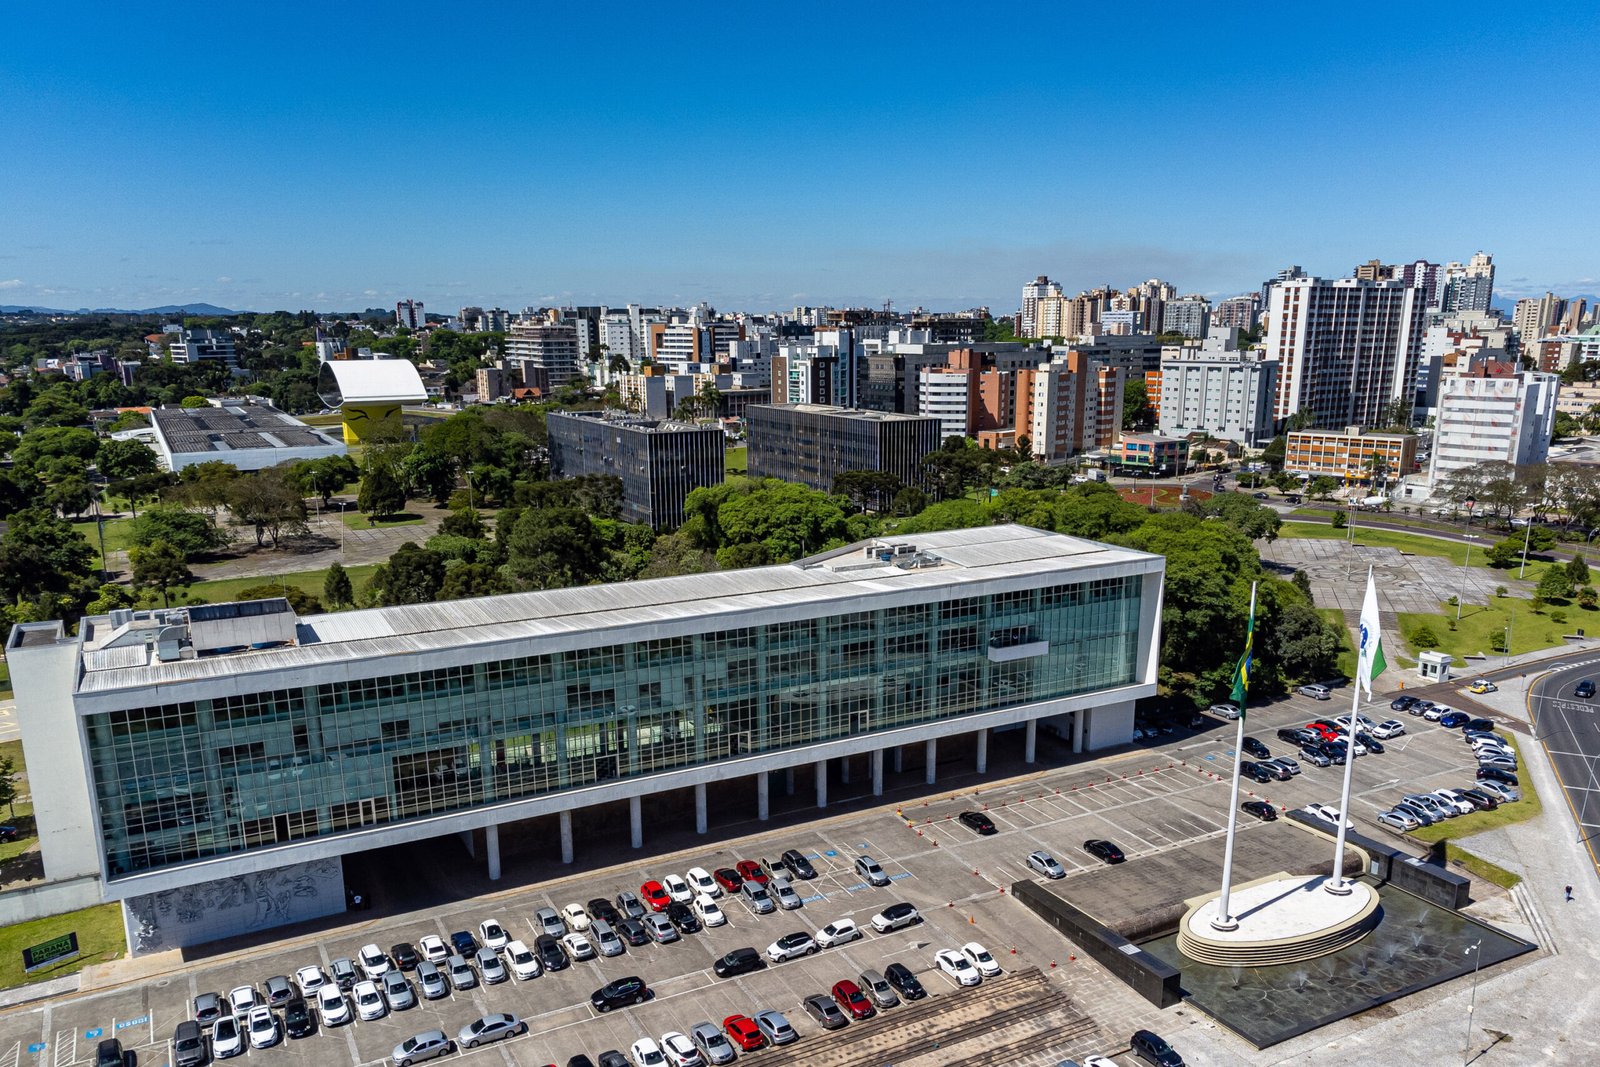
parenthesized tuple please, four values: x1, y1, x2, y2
(1529, 656, 1600, 885)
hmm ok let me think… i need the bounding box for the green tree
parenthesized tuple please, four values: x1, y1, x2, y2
(891, 486, 928, 516)
(324, 561, 354, 608)
(1308, 476, 1338, 501)
(0, 507, 97, 606)
(227, 469, 308, 547)
(235, 583, 323, 615)
(1199, 492, 1283, 542)
(440, 561, 511, 600)
(833, 470, 903, 513)
(11, 426, 99, 474)
(180, 395, 211, 409)
(1330, 509, 1346, 530)
(403, 443, 459, 506)
(293, 455, 359, 506)
(1260, 436, 1287, 473)
(1569, 554, 1591, 586)
(44, 475, 93, 518)
(129, 539, 193, 607)
(1579, 586, 1598, 610)
(0, 755, 16, 818)
(1484, 537, 1521, 568)
(129, 504, 230, 558)
(23, 389, 90, 428)
(367, 542, 446, 605)
(358, 455, 408, 519)
(96, 437, 161, 482)
(504, 506, 606, 589)
(1122, 380, 1151, 431)
(439, 507, 487, 539)
(1409, 623, 1441, 648)
(1538, 566, 1575, 601)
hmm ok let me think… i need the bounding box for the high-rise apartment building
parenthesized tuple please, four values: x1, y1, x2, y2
(459, 307, 511, 333)
(167, 327, 238, 369)
(1020, 276, 1063, 338)
(1213, 294, 1261, 331)
(505, 313, 581, 390)
(1160, 297, 1210, 339)
(547, 410, 724, 529)
(1513, 293, 1566, 355)
(1157, 333, 1279, 446)
(1440, 252, 1495, 314)
(1014, 352, 1125, 464)
(395, 299, 425, 330)
(1263, 276, 1430, 426)
(1428, 371, 1558, 485)
(746, 403, 941, 492)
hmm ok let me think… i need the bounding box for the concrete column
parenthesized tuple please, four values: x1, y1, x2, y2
(1025, 719, 1037, 764)
(695, 783, 708, 835)
(1073, 709, 1086, 754)
(840, 756, 851, 785)
(871, 749, 884, 797)
(629, 795, 643, 849)
(559, 810, 574, 865)
(485, 824, 501, 881)
(925, 738, 938, 785)
(458, 829, 476, 859)
(815, 760, 828, 808)
(976, 728, 988, 774)
(758, 772, 770, 821)
(892, 746, 904, 774)
(784, 767, 795, 795)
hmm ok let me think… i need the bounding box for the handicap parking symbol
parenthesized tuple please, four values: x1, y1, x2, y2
(823, 849, 837, 857)
(85, 1029, 102, 1040)
(28, 1044, 46, 1055)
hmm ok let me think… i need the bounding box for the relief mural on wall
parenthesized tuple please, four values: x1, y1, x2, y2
(126, 857, 343, 954)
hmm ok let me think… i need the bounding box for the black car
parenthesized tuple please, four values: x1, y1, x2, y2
(1239, 760, 1274, 784)
(390, 943, 420, 971)
(1083, 839, 1126, 864)
(666, 901, 701, 934)
(449, 931, 479, 956)
(95, 1040, 125, 1067)
(1457, 788, 1499, 811)
(1358, 734, 1385, 754)
(1389, 695, 1418, 712)
(615, 918, 650, 947)
(1477, 767, 1519, 786)
(713, 947, 766, 978)
(1276, 727, 1315, 746)
(1241, 800, 1278, 821)
(597, 1054, 628, 1067)
(1241, 736, 1270, 759)
(566, 1057, 597, 1067)
(958, 811, 997, 835)
(589, 975, 648, 1013)
(1577, 679, 1596, 699)
(587, 898, 621, 926)
(780, 848, 817, 880)
(534, 934, 567, 972)
(283, 997, 315, 1040)
(884, 962, 926, 1000)
(1464, 718, 1495, 733)
(0, 826, 17, 842)
(1132, 1028, 1185, 1067)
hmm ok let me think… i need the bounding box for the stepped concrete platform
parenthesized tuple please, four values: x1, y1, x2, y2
(1178, 872, 1381, 966)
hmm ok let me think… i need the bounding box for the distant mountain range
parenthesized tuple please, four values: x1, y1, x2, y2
(0, 303, 241, 316)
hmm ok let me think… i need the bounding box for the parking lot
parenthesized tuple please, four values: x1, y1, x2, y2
(0, 683, 1518, 1067)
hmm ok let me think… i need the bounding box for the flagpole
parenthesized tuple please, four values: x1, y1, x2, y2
(1212, 580, 1256, 931)
(1328, 566, 1373, 895)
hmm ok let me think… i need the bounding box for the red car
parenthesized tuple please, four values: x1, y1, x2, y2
(832, 979, 875, 1020)
(713, 867, 744, 893)
(736, 859, 768, 885)
(722, 1014, 765, 1051)
(640, 880, 672, 911)
(1306, 722, 1339, 741)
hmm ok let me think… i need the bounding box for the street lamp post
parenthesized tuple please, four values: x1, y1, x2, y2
(1462, 939, 1483, 1066)
(1457, 536, 1474, 624)
(1518, 518, 1535, 579)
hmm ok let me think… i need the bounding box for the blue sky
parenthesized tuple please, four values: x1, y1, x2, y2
(3, 2, 1597, 314)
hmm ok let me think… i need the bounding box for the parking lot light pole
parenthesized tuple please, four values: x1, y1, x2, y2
(1457, 537, 1474, 623)
(1462, 939, 1482, 1066)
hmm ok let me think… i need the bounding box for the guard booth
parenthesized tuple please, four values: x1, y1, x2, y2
(1417, 649, 1453, 684)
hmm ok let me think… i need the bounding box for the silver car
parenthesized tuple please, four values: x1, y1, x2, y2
(1026, 851, 1066, 879)
(381, 970, 416, 1011)
(742, 882, 776, 914)
(475, 947, 508, 984)
(688, 1021, 736, 1065)
(534, 907, 566, 938)
(590, 919, 625, 957)
(770, 877, 803, 910)
(855, 855, 890, 886)
(415, 962, 448, 1000)
(392, 1030, 451, 1067)
(456, 1014, 525, 1049)
(859, 968, 900, 1008)
(754, 1009, 797, 1046)
(446, 954, 477, 990)
(644, 913, 679, 944)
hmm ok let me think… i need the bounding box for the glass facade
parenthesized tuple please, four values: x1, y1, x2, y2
(88, 574, 1143, 877)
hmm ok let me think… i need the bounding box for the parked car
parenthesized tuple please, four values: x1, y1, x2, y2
(736, 859, 769, 885)
(211, 1018, 242, 1060)
(1027, 850, 1067, 878)
(766, 932, 818, 962)
(353, 980, 388, 1021)
(264, 975, 295, 1006)
(246, 1007, 281, 1050)
(418, 936, 448, 964)
(1468, 680, 1498, 695)
(641, 881, 672, 912)
(855, 855, 890, 886)
(447, 953, 479, 989)
(449, 930, 479, 956)
(478, 919, 510, 950)
(1453, 787, 1499, 811)
(228, 985, 260, 1015)
(1392, 801, 1436, 827)
(382, 970, 416, 1010)
(1478, 756, 1519, 773)
(1389, 695, 1419, 712)
(1304, 803, 1353, 829)
(666, 901, 702, 934)
(1277, 726, 1316, 746)
(742, 881, 776, 914)
(1241, 736, 1270, 759)
(284, 996, 316, 1039)
(194, 991, 224, 1028)
(859, 967, 900, 1008)
(535, 934, 569, 970)
(1431, 789, 1476, 816)
(93, 1039, 124, 1067)
(1439, 711, 1471, 729)
(358, 944, 392, 980)
(1298, 684, 1331, 700)
(1241, 800, 1278, 821)
(713, 868, 744, 893)
(958, 810, 998, 835)
(962, 941, 1002, 977)
(1464, 717, 1496, 733)
(392, 1030, 452, 1067)
(885, 961, 927, 1000)
(721, 1015, 765, 1052)
(1422, 703, 1451, 722)
(1409, 700, 1436, 717)
(629, 1038, 665, 1067)
(174, 1021, 209, 1067)
(1403, 794, 1452, 821)
(1131, 1028, 1185, 1066)
(416, 962, 448, 1000)
(816, 918, 862, 947)
(1265, 756, 1301, 777)
(1476, 780, 1520, 802)
(535, 907, 567, 937)
(592, 919, 627, 955)
(616, 918, 650, 946)
(803, 993, 849, 1030)
(713, 946, 766, 978)
(390, 943, 420, 971)
(1371, 719, 1406, 739)
(1083, 839, 1126, 864)
(770, 876, 803, 910)
(590, 976, 649, 1012)
(457, 1014, 525, 1049)
(644, 913, 679, 944)
(693, 895, 727, 928)
(686, 867, 719, 898)
(588, 897, 621, 925)
(658, 1032, 702, 1067)
(663, 875, 694, 904)
(477, 947, 510, 982)
(1377, 809, 1419, 832)
(316, 985, 351, 1026)
(616, 891, 647, 920)
(935, 948, 981, 986)
(1239, 760, 1274, 784)
(870, 902, 921, 932)
(1477, 766, 1520, 786)
(752, 1010, 797, 1046)
(1209, 703, 1242, 720)
(1298, 746, 1333, 768)
(780, 849, 817, 880)
(504, 940, 542, 980)
(688, 1021, 736, 1066)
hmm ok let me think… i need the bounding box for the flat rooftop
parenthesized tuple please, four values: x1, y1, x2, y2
(756, 403, 936, 422)
(68, 524, 1161, 695)
(150, 403, 343, 457)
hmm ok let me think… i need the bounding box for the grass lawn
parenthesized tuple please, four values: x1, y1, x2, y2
(1399, 596, 1591, 660)
(342, 511, 425, 530)
(1279, 521, 1483, 564)
(0, 903, 126, 989)
(1409, 736, 1541, 845)
(0, 802, 37, 865)
(179, 564, 381, 608)
(1319, 608, 1358, 679)
(1444, 844, 1523, 890)
(72, 516, 138, 557)
(0, 655, 10, 701)
(725, 446, 747, 476)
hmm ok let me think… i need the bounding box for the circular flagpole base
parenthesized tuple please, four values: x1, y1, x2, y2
(1323, 879, 1354, 896)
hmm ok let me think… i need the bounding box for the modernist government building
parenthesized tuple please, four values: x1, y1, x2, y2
(8, 524, 1164, 952)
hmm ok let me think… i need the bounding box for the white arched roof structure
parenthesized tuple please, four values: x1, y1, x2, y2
(317, 359, 427, 407)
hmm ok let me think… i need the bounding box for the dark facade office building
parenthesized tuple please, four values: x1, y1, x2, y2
(547, 410, 724, 529)
(747, 403, 941, 493)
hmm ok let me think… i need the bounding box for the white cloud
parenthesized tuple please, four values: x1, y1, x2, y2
(0, 278, 22, 289)
(216, 276, 233, 284)
(363, 289, 378, 297)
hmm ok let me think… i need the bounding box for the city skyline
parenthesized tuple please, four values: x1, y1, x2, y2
(4, 1, 1597, 313)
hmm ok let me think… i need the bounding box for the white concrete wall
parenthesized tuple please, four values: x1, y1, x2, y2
(121, 856, 344, 956)
(0, 876, 103, 926)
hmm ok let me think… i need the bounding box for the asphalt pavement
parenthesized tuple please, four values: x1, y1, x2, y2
(1529, 655, 1600, 885)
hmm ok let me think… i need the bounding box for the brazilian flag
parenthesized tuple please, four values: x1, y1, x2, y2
(1228, 601, 1254, 713)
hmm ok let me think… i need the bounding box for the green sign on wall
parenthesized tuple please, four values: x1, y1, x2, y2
(22, 932, 78, 973)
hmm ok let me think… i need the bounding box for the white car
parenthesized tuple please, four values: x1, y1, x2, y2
(479, 918, 510, 950)
(228, 985, 260, 1016)
(211, 1017, 243, 1059)
(562, 931, 596, 962)
(1333, 715, 1377, 732)
(1423, 703, 1451, 722)
(316, 985, 351, 1027)
(504, 940, 541, 980)
(246, 1007, 281, 1049)
(659, 1032, 702, 1067)
(1305, 803, 1354, 829)
(1431, 789, 1476, 816)
(631, 1037, 667, 1067)
(686, 867, 720, 898)
(870, 902, 921, 933)
(293, 965, 328, 997)
(358, 943, 392, 979)
(1083, 1057, 1119, 1067)
(815, 918, 861, 948)
(1371, 719, 1406, 739)
(770, 876, 803, 910)
(353, 980, 388, 1021)
(418, 934, 448, 963)
(766, 932, 818, 961)
(935, 948, 981, 986)
(693, 894, 727, 927)
(561, 903, 592, 932)
(1026, 850, 1066, 878)
(962, 941, 1001, 977)
(664, 874, 694, 904)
